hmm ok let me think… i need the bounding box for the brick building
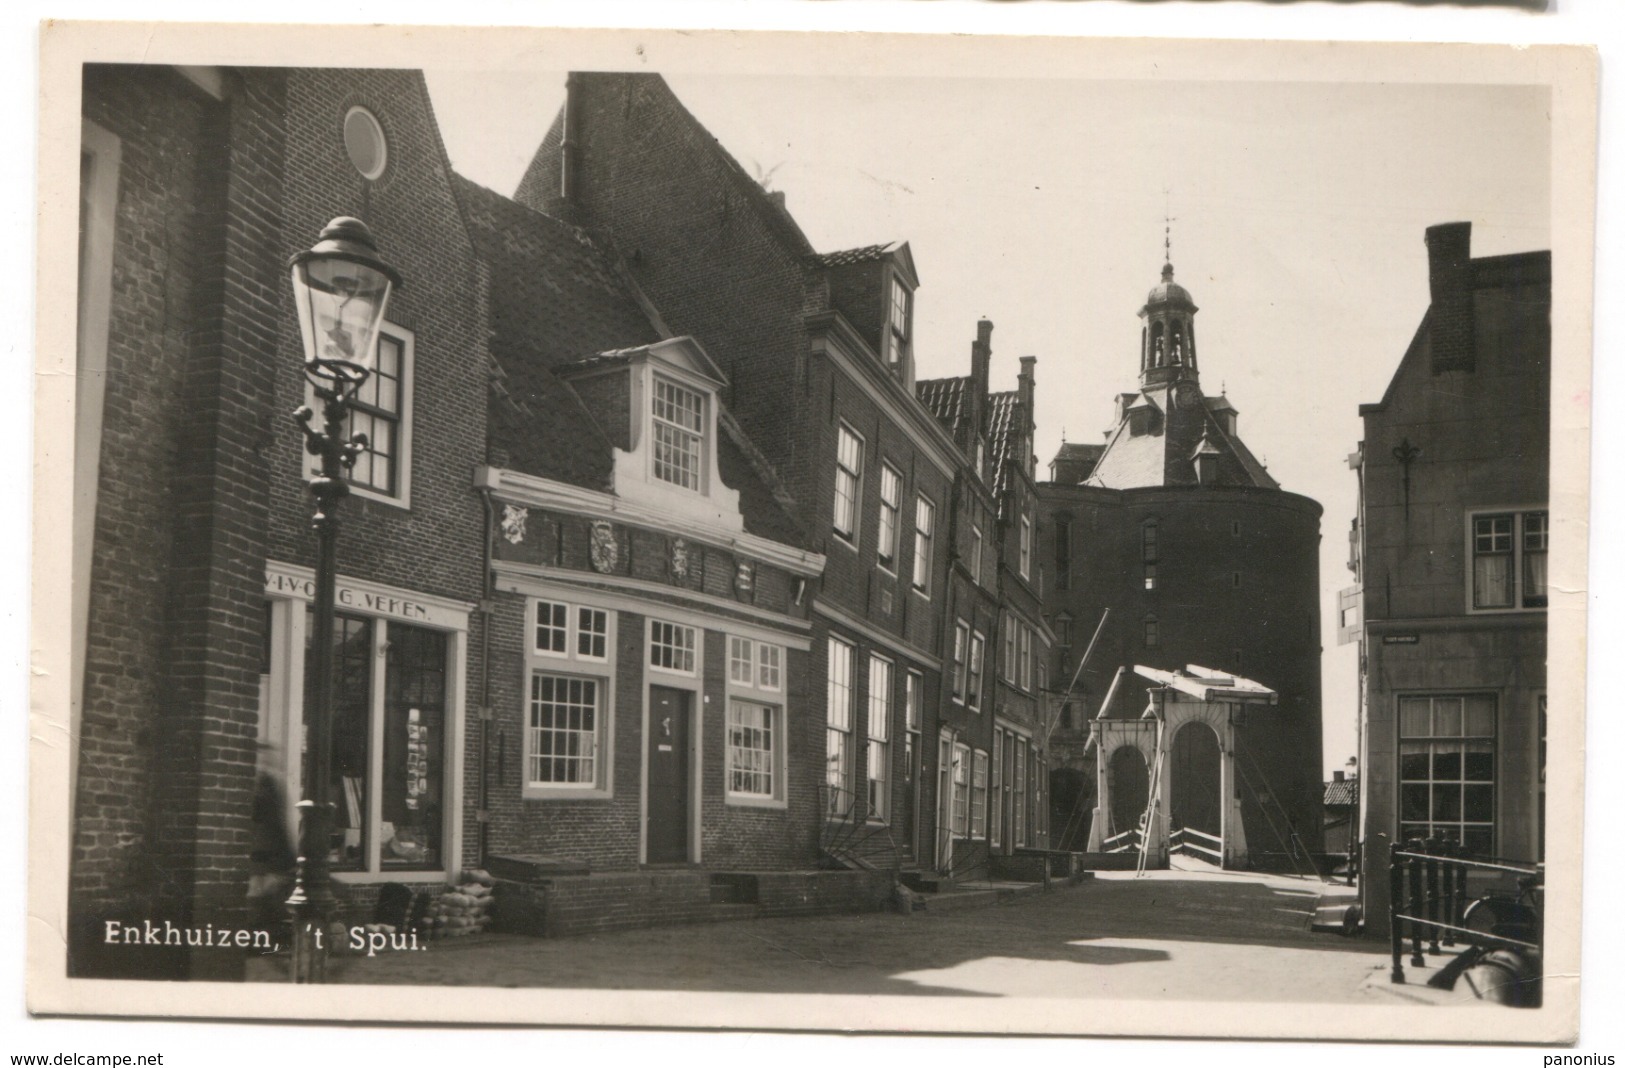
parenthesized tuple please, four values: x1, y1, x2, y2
(72, 65, 492, 977)
(918, 328, 1054, 875)
(455, 176, 825, 875)
(1348, 222, 1550, 931)
(1040, 256, 1325, 868)
(514, 72, 979, 874)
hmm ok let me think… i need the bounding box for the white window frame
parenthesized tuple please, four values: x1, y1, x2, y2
(533, 599, 610, 663)
(648, 617, 699, 676)
(826, 636, 856, 815)
(968, 631, 986, 712)
(991, 731, 1004, 849)
(726, 635, 788, 807)
(1466, 507, 1549, 614)
(912, 494, 936, 596)
(877, 461, 902, 572)
(306, 322, 414, 509)
(886, 273, 912, 370)
(970, 524, 984, 586)
(1019, 513, 1033, 580)
(1398, 693, 1497, 855)
(952, 742, 971, 836)
(904, 670, 923, 790)
(867, 653, 893, 823)
(833, 423, 865, 545)
(971, 749, 989, 839)
(525, 596, 617, 799)
(951, 620, 969, 704)
(1018, 622, 1032, 691)
(650, 374, 708, 493)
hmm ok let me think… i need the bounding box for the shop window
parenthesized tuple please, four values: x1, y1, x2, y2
(833, 424, 864, 543)
(1399, 694, 1496, 856)
(1470, 509, 1548, 611)
(306, 613, 447, 871)
(867, 654, 893, 822)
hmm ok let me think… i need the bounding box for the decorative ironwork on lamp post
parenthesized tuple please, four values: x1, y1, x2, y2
(285, 217, 401, 983)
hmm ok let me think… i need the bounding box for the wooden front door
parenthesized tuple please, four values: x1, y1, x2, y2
(646, 686, 692, 864)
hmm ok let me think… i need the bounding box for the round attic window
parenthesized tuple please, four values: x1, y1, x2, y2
(343, 107, 388, 180)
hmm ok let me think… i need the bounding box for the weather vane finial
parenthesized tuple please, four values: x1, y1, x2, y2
(1162, 188, 1174, 265)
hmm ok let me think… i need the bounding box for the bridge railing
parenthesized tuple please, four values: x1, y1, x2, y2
(1388, 837, 1542, 985)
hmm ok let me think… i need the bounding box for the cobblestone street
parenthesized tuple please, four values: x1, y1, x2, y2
(250, 868, 1423, 1003)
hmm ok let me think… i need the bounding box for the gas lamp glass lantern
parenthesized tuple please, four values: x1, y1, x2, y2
(290, 217, 402, 387)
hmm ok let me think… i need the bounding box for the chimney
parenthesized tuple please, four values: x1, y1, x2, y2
(766, 190, 787, 212)
(560, 72, 581, 204)
(1425, 221, 1475, 374)
(1019, 356, 1037, 476)
(971, 320, 993, 441)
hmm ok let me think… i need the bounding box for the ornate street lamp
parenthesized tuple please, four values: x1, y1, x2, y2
(285, 217, 401, 983)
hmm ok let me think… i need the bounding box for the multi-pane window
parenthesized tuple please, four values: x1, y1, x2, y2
(529, 674, 600, 788)
(952, 743, 970, 836)
(535, 601, 568, 654)
(877, 463, 902, 570)
(904, 671, 922, 787)
(951, 621, 969, 703)
(1471, 510, 1548, 610)
(968, 632, 985, 712)
(833, 424, 864, 541)
(1018, 623, 1032, 691)
(887, 275, 911, 369)
(1003, 617, 1017, 683)
(971, 750, 989, 838)
(649, 619, 697, 674)
(1019, 514, 1033, 580)
(1013, 741, 1028, 846)
(1144, 616, 1160, 648)
(727, 701, 776, 799)
(867, 655, 892, 822)
(912, 496, 935, 593)
(344, 331, 407, 497)
(970, 524, 984, 585)
(535, 600, 608, 662)
(652, 376, 705, 491)
(576, 607, 607, 659)
(729, 637, 782, 691)
(826, 638, 855, 814)
(1399, 694, 1496, 856)
(991, 732, 1004, 848)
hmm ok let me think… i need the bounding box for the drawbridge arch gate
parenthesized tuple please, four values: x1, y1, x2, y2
(1086, 664, 1278, 869)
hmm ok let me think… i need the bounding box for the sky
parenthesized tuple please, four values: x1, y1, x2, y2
(424, 70, 1551, 777)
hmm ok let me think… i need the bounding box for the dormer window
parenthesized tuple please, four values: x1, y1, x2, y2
(652, 376, 705, 491)
(887, 275, 911, 371)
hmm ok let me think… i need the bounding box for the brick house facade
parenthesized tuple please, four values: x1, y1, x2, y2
(72, 64, 491, 977)
(1350, 222, 1550, 932)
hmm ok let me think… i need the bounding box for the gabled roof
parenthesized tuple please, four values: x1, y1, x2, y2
(811, 243, 894, 269)
(916, 375, 971, 435)
(455, 173, 659, 489)
(987, 391, 1021, 497)
(1324, 778, 1359, 809)
(455, 173, 807, 546)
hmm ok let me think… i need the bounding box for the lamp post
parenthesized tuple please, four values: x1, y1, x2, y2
(285, 217, 401, 983)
